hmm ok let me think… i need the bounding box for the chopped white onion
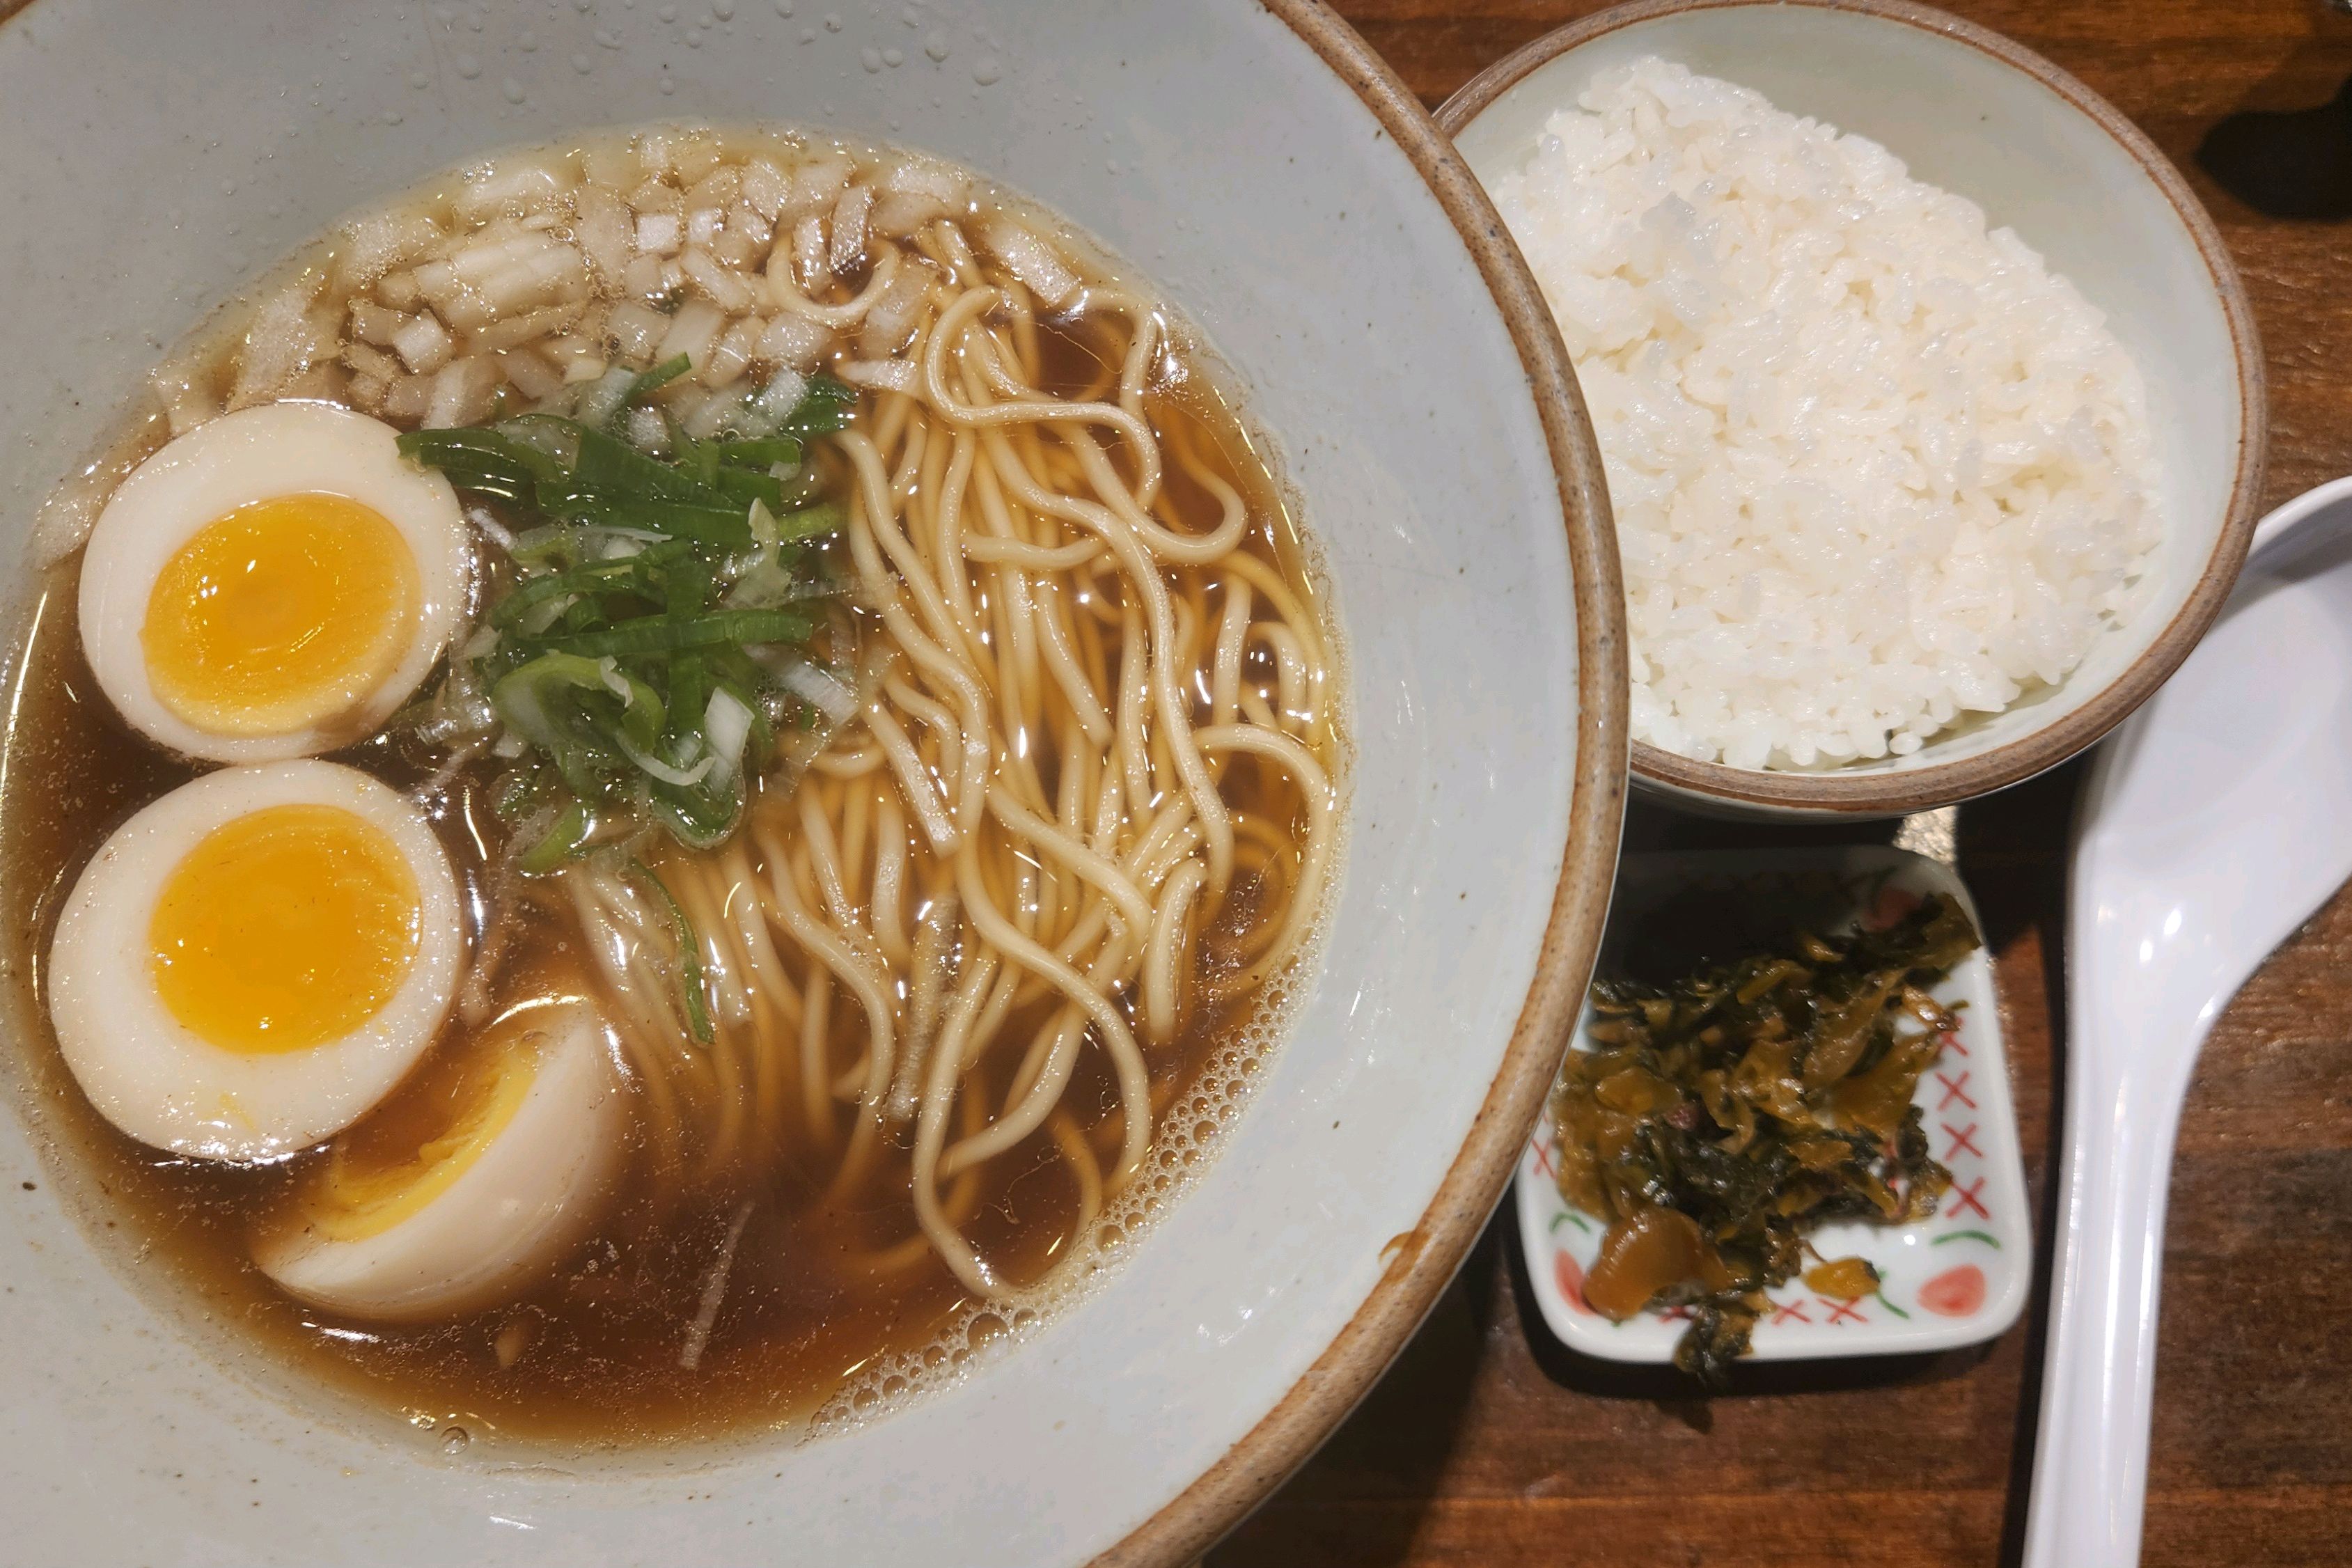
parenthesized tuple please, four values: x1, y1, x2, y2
(455, 161, 572, 224)
(982, 218, 1081, 309)
(656, 299, 727, 373)
(635, 212, 684, 256)
(837, 358, 916, 393)
(463, 506, 517, 554)
(828, 184, 873, 276)
(741, 158, 791, 223)
(680, 391, 745, 441)
(704, 688, 756, 783)
(390, 313, 455, 375)
(757, 312, 831, 372)
(680, 246, 756, 315)
(616, 732, 718, 788)
(574, 363, 637, 429)
(625, 405, 671, 453)
(606, 300, 670, 366)
(782, 659, 860, 724)
(751, 366, 808, 422)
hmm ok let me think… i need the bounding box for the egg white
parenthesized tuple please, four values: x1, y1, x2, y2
(252, 999, 626, 1323)
(46, 760, 464, 1161)
(77, 402, 469, 763)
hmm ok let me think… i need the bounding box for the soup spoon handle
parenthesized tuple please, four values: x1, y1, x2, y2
(2021, 483, 2352, 1567)
(2018, 1025, 2196, 1568)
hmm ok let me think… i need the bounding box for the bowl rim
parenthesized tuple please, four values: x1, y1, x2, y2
(1095, 3, 1631, 1562)
(1433, 0, 2268, 819)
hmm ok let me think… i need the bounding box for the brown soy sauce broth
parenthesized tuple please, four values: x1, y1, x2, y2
(0, 281, 1333, 1443)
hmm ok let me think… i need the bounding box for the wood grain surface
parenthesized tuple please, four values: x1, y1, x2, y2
(1213, 3, 2352, 1564)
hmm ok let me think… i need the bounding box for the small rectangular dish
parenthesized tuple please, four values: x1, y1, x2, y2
(1515, 845, 2032, 1363)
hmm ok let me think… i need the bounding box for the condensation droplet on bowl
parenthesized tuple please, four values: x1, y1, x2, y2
(923, 30, 948, 61)
(773, 0, 793, 14)
(824, 12, 842, 31)
(658, 2, 677, 18)
(901, 3, 920, 24)
(860, 46, 880, 72)
(1106, 159, 1120, 175)
(882, 46, 902, 66)
(519, 28, 538, 49)
(572, 52, 592, 73)
(685, 26, 703, 45)
(501, 77, 526, 103)
(455, 52, 482, 78)
(659, 73, 676, 94)
(408, 70, 430, 89)
(799, 26, 815, 42)
(713, 0, 735, 17)
(970, 56, 1001, 86)
(596, 27, 622, 47)
(382, 110, 405, 125)
(439, 1425, 469, 1454)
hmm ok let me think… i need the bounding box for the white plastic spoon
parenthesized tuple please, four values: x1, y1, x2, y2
(2024, 478, 2352, 1566)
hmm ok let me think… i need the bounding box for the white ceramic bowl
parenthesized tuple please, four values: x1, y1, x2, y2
(1441, 0, 2265, 822)
(0, 3, 1625, 1566)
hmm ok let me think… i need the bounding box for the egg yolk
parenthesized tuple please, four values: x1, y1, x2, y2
(148, 803, 422, 1054)
(302, 1014, 547, 1242)
(141, 492, 421, 737)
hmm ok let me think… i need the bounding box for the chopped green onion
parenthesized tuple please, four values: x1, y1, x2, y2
(632, 859, 714, 1044)
(774, 500, 843, 542)
(534, 607, 814, 659)
(622, 353, 694, 407)
(489, 538, 700, 629)
(712, 436, 803, 469)
(518, 798, 594, 874)
(571, 421, 718, 503)
(405, 389, 850, 857)
(535, 488, 753, 547)
(781, 373, 856, 436)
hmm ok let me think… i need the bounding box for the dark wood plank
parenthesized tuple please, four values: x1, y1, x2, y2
(1215, 3, 2352, 1562)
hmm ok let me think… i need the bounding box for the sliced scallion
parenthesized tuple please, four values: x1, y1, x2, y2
(632, 859, 714, 1044)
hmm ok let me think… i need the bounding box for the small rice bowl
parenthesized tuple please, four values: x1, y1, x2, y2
(1492, 58, 2162, 770)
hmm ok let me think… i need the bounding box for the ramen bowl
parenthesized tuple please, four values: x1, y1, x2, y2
(0, 2, 1623, 1565)
(1441, 0, 2264, 822)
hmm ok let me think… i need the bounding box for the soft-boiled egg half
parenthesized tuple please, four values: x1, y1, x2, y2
(47, 760, 464, 1161)
(253, 998, 625, 1323)
(79, 402, 468, 762)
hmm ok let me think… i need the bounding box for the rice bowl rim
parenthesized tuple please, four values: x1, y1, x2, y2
(1436, 0, 2266, 820)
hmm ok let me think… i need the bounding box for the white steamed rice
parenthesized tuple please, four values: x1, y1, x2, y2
(1492, 58, 2162, 770)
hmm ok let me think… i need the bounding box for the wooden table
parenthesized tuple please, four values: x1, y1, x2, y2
(1213, 3, 2352, 1563)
